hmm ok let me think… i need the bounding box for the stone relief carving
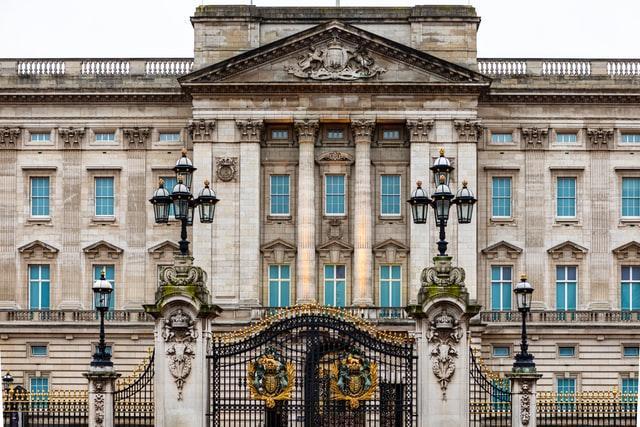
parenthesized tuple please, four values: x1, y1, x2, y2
(236, 119, 264, 142)
(188, 119, 215, 141)
(286, 39, 386, 81)
(93, 381, 105, 427)
(406, 119, 434, 142)
(158, 262, 207, 287)
(454, 119, 483, 142)
(0, 127, 20, 146)
(317, 151, 354, 162)
(294, 119, 319, 141)
(327, 218, 344, 240)
(162, 309, 198, 400)
(521, 127, 548, 145)
(122, 127, 150, 147)
(586, 128, 613, 145)
(421, 257, 465, 288)
(59, 127, 85, 147)
(215, 157, 238, 183)
(350, 119, 376, 141)
(426, 310, 463, 399)
(521, 381, 531, 425)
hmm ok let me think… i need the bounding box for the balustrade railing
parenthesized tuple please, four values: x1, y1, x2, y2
(81, 60, 130, 75)
(480, 310, 640, 323)
(5, 58, 194, 77)
(537, 390, 637, 426)
(478, 58, 640, 78)
(4, 310, 153, 322)
(16, 60, 65, 76)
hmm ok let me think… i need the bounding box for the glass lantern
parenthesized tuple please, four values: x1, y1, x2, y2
(149, 179, 172, 224)
(430, 148, 454, 187)
(432, 175, 454, 226)
(407, 181, 431, 224)
(173, 148, 197, 190)
(171, 179, 192, 220)
(92, 270, 113, 310)
(196, 180, 219, 224)
(455, 180, 477, 224)
(514, 275, 534, 311)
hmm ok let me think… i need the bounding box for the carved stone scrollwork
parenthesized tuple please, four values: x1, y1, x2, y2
(350, 119, 376, 142)
(93, 381, 105, 427)
(286, 39, 386, 81)
(215, 157, 238, 183)
(521, 127, 548, 146)
(453, 119, 483, 142)
(420, 257, 465, 288)
(586, 128, 613, 146)
(158, 261, 207, 288)
(236, 119, 264, 143)
(0, 127, 21, 147)
(317, 151, 354, 163)
(188, 119, 215, 142)
(406, 119, 434, 143)
(162, 308, 198, 400)
(521, 381, 531, 425)
(59, 127, 85, 148)
(426, 310, 463, 399)
(122, 127, 150, 147)
(294, 119, 319, 142)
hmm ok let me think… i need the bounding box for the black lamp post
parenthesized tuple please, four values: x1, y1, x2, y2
(2, 371, 13, 393)
(513, 274, 535, 370)
(149, 149, 219, 256)
(407, 148, 477, 255)
(91, 269, 113, 368)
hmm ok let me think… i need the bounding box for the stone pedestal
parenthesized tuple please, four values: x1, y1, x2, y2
(508, 372, 542, 427)
(144, 255, 221, 427)
(408, 255, 480, 427)
(84, 367, 120, 427)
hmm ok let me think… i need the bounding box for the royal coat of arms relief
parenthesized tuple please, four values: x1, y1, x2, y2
(247, 347, 295, 408)
(330, 350, 378, 409)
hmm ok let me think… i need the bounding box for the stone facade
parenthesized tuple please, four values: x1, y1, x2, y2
(0, 5, 639, 394)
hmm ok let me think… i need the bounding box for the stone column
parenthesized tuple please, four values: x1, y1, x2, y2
(294, 120, 319, 304)
(351, 119, 375, 306)
(407, 119, 434, 305)
(0, 129, 19, 308)
(508, 372, 542, 427)
(144, 255, 220, 427)
(84, 368, 119, 427)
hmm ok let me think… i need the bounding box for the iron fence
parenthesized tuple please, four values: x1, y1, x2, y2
(469, 349, 512, 426)
(113, 349, 155, 426)
(2, 387, 88, 426)
(537, 390, 637, 426)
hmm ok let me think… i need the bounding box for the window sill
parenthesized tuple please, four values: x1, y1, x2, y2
(27, 217, 51, 223)
(378, 215, 403, 222)
(554, 218, 581, 226)
(92, 216, 116, 224)
(620, 218, 640, 227)
(490, 217, 515, 226)
(267, 215, 292, 223)
(323, 214, 347, 220)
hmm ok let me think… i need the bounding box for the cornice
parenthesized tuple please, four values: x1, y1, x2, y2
(481, 91, 640, 104)
(0, 92, 190, 104)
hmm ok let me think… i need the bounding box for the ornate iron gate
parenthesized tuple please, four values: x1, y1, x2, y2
(208, 306, 416, 426)
(469, 348, 511, 426)
(113, 348, 155, 426)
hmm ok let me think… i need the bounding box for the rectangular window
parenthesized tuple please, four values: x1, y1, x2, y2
(621, 266, 640, 311)
(95, 132, 115, 142)
(622, 177, 640, 218)
(270, 175, 290, 216)
(623, 378, 639, 394)
(30, 345, 48, 357)
(556, 133, 577, 143)
(30, 177, 50, 217)
(382, 129, 401, 140)
(95, 177, 114, 216)
(268, 265, 290, 307)
(558, 346, 576, 357)
(159, 132, 181, 142)
(492, 177, 512, 218)
(380, 265, 401, 307)
(30, 132, 50, 142)
(492, 346, 510, 357)
(556, 177, 576, 217)
(28, 265, 50, 310)
(93, 265, 115, 310)
(30, 377, 49, 394)
(325, 175, 345, 215)
(556, 266, 577, 311)
(622, 134, 640, 143)
(491, 133, 513, 143)
(381, 175, 401, 216)
(624, 346, 640, 357)
(327, 129, 344, 140)
(270, 129, 289, 140)
(557, 377, 576, 408)
(324, 265, 346, 307)
(491, 266, 512, 311)
(160, 176, 177, 218)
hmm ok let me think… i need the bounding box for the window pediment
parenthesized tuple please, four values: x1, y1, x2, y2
(613, 241, 640, 260)
(148, 240, 179, 260)
(317, 239, 353, 264)
(18, 240, 59, 260)
(261, 239, 297, 264)
(317, 151, 354, 164)
(83, 240, 123, 260)
(547, 241, 588, 260)
(481, 241, 523, 260)
(373, 239, 409, 263)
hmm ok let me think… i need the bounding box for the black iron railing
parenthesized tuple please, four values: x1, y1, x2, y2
(3, 387, 88, 426)
(113, 349, 155, 426)
(537, 390, 637, 426)
(469, 349, 512, 426)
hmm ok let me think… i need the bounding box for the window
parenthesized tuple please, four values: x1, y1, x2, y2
(327, 129, 344, 140)
(268, 265, 290, 307)
(556, 133, 577, 143)
(270, 129, 289, 140)
(159, 132, 180, 142)
(270, 175, 290, 216)
(621, 266, 640, 311)
(492, 177, 512, 218)
(30, 345, 48, 357)
(30, 376, 49, 408)
(622, 134, 640, 143)
(95, 177, 114, 217)
(381, 175, 401, 216)
(622, 178, 640, 218)
(556, 266, 577, 311)
(623, 346, 640, 357)
(93, 265, 115, 310)
(492, 346, 510, 357)
(622, 378, 638, 394)
(557, 377, 576, 407)
(95, 132, 115, 142)
(556, 177, 576, 217)
(491, 133, 512, 143)
(325, 175, 345, 215)
(28, 265, 50, 310)
(380, 265, 401, 307)
(30, 177, 50, 217)
(491, 266, 512, 311)
(382, 129, 401, 140)
(30, 132, 50, 142)
(558, 346, 576, 357)
(160, 176, 177, 218)
(324, 265, 346, 307)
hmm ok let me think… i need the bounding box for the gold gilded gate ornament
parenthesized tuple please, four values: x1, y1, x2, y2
(247, 347, 295, 408)
(330, 350, 378, 409)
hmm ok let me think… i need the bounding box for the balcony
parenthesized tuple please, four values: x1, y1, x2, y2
(480, 310, 640, 324)
(1, 310, 154, 323)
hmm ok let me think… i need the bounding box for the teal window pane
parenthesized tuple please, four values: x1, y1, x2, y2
(381, 175, 401, 216)
(271, 129, 289, 140)
(30, 177, 50, 217)
(270, 175, 290, 215)
(28, 265, 50, 310)
(94, 265, 115, 310)
(30, 345, 48, 357)
(492, 346, 510, 357)
(491, 133, 513, 143)
(501, 284, 511, 310)
(159, 132, 180, 142)
(30, 377, 49, 394)
(622, 178, 640, 217)
(492, 178, 512, 217)
(268, 264, 290, 307)
(491, 284, 501, 310)
(556, 283, 566, 310)
(622, 134, 640, 143)
(95, 177, 114, 216)
(622, 266, 640, 311)
(558, 346, 575, 357)
(557, 133, 577, 143)
(325, 175, 345, 215)
(491, 266, 512, 311)
(557, 177, 576, 217)
(161, 177, 177, 217)
(327, 129, 344, 139)
(379, 265, 401, 308)
(491, 266, 500, 281)
(557, 378, 576, 394)
(335, 281, 345, 307)
(95, 132, 115, 142)
(556, 266, 577, 311)
(325, 265, 346, 307)
(30, 133, 50, 142)
(622, 283, 631, 310)
(623, 378, 638, 394)
(382, 129, 400, 140)
(624, 346, 640, 357)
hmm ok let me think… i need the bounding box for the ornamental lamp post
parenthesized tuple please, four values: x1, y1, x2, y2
(2, 372, 13, 393)
(91, 269, 113, 368)
(513, 274, 536, 371)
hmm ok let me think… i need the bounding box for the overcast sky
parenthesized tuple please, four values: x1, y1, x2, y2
(0, 0, 636, 59)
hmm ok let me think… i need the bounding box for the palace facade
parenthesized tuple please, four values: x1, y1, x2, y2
(0, 5, 639, 394)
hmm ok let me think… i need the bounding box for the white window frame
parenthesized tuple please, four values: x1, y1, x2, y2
(379, 264, 402, 307)
(29, 176, 50, 219)
(30, 132, 51, 143)
(324, 264, 346, 306)
(622, 177, 640, 219)
(556, 265, 578, 311)
(269, 175, 290, 217)
(324, 174, 346, 216)
(94, 176, 115, 218)
(556, 133, 578, 143)
(268, 264, 291, 307)
(380, 175, 401, 217)
(490, 132, 513, 143)
(158, 132, 181, 142)
(94, 132, 116, 142)
(491, 177, 513, 219)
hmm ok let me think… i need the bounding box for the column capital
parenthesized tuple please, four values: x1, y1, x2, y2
(294, 119, 319, 143)
(235, 119, 264, 143)
(406, 118, 434, 143)
(0, 127, 20, 147)
(188, 119, 216, 142)
(453, 119, 483, 143)
(350, 119, 376, 143)
(122, 127, 150, 149)
(59, 127, 86, 148)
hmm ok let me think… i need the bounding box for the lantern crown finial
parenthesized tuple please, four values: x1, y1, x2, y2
(158, 178, 165, 187)
(439, 174, 446, 184)
(439, 147, 445, 156)
(520, 274, 528, 281)
(204, 179, 210, 187)
(416, 180, 422, 188)
(181, 147, 187, 156)
(100, 268, 106, 280)
(462, 179, 468, 187)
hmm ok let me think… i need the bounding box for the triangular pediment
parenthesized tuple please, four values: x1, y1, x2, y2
(373, 239, 409, 252)
(180, 20, 489, 90)
(547, 241, 588, 260)
(613, 241, 640, 260)
(373, 239, 409, 263)
(481, 241, 522, 260)
(83, 240, 123, 259)
(261, 239, 296, 253)
(18, 240, 59, 259)
(148, 240, 179, 253)
(317, 239, 354, 252)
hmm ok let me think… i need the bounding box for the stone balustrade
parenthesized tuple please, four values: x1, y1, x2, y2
(2, 58, 194, 77)
(478, 58, 640, 77)
(480, 310, 640, 323)
(1, 309, 154, 322)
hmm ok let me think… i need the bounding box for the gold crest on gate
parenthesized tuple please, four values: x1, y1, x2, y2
(247, 347, 295, 408)
(330, 350, 378, 409)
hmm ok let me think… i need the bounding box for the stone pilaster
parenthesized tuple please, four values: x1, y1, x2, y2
(84, 368, 119, 427)
(59, 147, 82, 309)
(507, 372, 542, 427)
(524, 147, 546, 308)
(589, 150, 611, 308)
(294, 119, 319, 304)
(124, 146, 146, 308)
(0, 142, 17, 308)
(351, 119, 375, 306)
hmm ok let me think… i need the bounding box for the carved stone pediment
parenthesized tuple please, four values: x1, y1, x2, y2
(0, 127, 21, 147)
(612, 241, 640, 260)
(59, 127, 86, 148)
(83, 240, 123, 260)
(547, 241, 588, 260)
(18, 240, 59, 260)
(261, 239, 297, 264)
(373, 239, 409, 263)
(481, 241, 523, 260)
(148, 240, 179, 260)
(122, 127, 150, 147)
(317, 151, 354, 163)
(453, 119, 483, 142)
(317, 239, 353, 264)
